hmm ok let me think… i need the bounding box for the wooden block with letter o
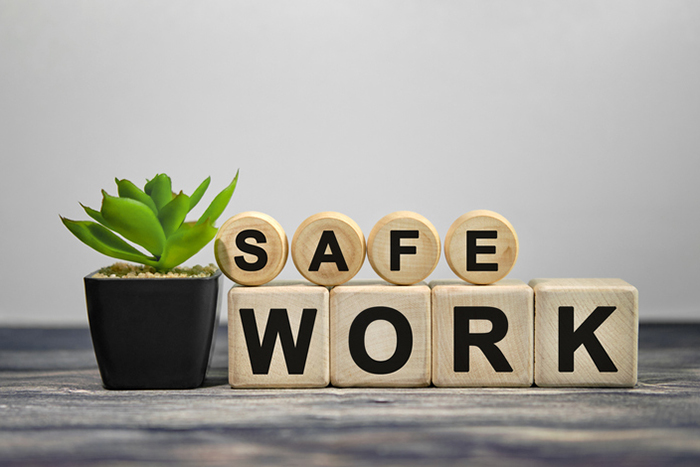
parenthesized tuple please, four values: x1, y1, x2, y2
(430, 279, 533, 387)
(292, 212, 366, 286)
(530, 278, 638, 387)
(228, 281, 329, 388)
(367, 211, 441, 285)
(330, 280, 431, 387)
(215, 211, 288, 286)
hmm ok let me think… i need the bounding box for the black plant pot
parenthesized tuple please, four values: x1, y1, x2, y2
(84, 270, 223, 389)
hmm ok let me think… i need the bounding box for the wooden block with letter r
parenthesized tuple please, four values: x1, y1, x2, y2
(330, 280, 431, 387)
(228, 281, 329, 388)
(430, 279, 533, 387)
(530, 278, 638, 387)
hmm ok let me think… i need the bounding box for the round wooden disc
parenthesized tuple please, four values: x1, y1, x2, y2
(367, 211, 441, 285)
(444, 210, 518, 285)
(214, 211, 288, 286)
(291, 212, 366, 286)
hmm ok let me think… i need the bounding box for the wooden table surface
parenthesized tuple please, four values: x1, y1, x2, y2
(1, 323, 698, 466)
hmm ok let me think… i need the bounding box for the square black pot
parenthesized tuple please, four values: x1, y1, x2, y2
(84, 270, 223, 389)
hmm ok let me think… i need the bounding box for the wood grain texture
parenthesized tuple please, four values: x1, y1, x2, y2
(330, 280, 431, 387)
(228, 281, 329, 388)
(215, 211, 288, 286)
(444, 210, 518, 285)
(0, 324, 698, 466)
(291, 212, 366, 286)
(431, 279, 534, 387)
(367, 211, 441, 285)
(531, 278, 638, 388)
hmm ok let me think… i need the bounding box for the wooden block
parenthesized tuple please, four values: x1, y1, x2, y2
(215, 211, 288, 286)
(444, 210, 518, 285)
(530, 278, 638, 387)
(228, 281, 329, 388)
(330, 280, 431, 387)
(291, 212, 366, 286)
(367, 211, 441, 285)
(430, 279, 533, 387)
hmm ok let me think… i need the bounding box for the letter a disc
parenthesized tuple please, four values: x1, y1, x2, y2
(292, 212, 365, 286)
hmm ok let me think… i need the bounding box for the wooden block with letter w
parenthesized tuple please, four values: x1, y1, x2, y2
(228, 281, 329, 388)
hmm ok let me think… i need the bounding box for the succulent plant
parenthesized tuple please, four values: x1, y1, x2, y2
(61, 171, 238, 271)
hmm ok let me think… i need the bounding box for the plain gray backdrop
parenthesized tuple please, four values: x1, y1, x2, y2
(1, 0, 698, 325)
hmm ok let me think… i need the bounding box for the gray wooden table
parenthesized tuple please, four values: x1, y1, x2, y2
(1, 324, 699, 466)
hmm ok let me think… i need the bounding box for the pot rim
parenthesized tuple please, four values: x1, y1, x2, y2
(84, 269, 222, 281)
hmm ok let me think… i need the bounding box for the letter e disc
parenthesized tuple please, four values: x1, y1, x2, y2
(445, 210, 518, 285)
(215, 211, 288, 286)
(367, 211, 441, 285)
(292, 212, 366, 286)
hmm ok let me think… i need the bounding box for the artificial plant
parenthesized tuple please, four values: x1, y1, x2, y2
(61, 171, 238, 271)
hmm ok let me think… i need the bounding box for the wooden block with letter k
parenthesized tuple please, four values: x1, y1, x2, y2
(531, 278, 638, 387)
(228, 281, 329, 388)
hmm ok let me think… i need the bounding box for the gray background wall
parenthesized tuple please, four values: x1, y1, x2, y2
(1, 0, 698, 325)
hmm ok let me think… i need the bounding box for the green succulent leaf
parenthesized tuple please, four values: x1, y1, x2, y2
(100, 191, 166, 257)
(158, 191, 190, 238)
(188, 176, 211, 212)
(144, 174, 173, 212)
(155, 220, 217, 270)
(60, 217, 158, 267)
(81, 203, 107, 225)
(115, 178, 158, 215)
(196, 170, 238, 226)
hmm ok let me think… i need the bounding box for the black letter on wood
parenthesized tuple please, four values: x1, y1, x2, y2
(390, 230, 419, 271)
(239, 308, 317, 375)
(466, 231, 498, 271)
(349, 307, 413, 375)
(559, 306, 617, 373)
(309, 230, 349, 272)
(454, 306, 513, 372)
(234, 229, 268, 271)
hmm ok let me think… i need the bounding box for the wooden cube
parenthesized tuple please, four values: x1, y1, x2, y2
(430, 279, 534, 387)
(228, 281, 329, 388)
(330, 280, 431, 387)
(531, 278, 638, 387)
